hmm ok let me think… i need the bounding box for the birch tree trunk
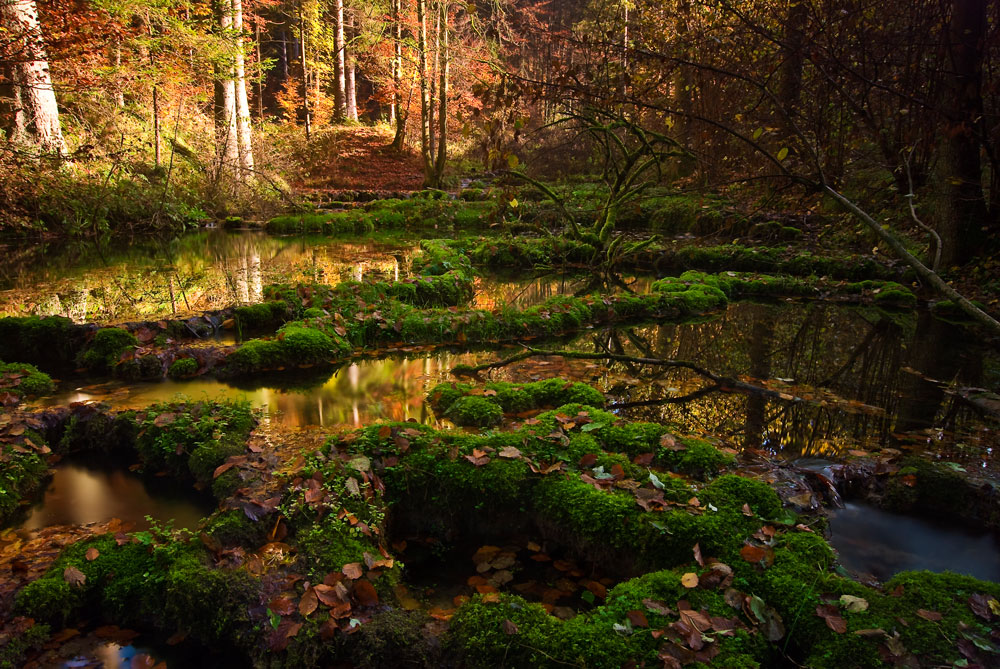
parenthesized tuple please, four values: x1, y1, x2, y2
(417, 0, 433, 179)
(232, 0, 255, 178)
(298, 2, 311, 139)
(345, 10, 358, 121)
(432, 0, 448, 187)
(214, 0, 240, 176)
(333, 0, 347, 122)
(0, 0, 65, 153)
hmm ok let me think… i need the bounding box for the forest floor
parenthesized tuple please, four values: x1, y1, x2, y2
(292, 125, 425, 195)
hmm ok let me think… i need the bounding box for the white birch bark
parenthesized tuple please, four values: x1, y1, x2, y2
(0, 0, 65, 153)
(232, 0, 255, 177)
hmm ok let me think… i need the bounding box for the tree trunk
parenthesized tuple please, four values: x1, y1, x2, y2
(346, 10, 358, 121)
(778, 0, 808, 116)
(417, 0, 433, 178)
(935, 0, 989, 266)
(391, 0, 406, 150)
(298, 1, 311, 139)
(432, 1, 448, 187)
(333, 0, 347, 122)
(113, 39, 125, 107)
(214, 0, 240, 175)
(0, 0, 65, 153)
(428, 3, 438, 160)
(232, 0, 255, 178)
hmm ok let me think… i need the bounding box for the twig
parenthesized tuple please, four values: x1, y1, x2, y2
(902, 146, 941, 271)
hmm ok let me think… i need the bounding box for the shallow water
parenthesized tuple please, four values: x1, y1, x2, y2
(0, 231, 417, 323)
(828, 502, 1000, 582)
(17, 461, 212, 532)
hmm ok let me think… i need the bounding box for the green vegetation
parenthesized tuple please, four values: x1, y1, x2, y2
(0, 360, 56, 398)
(78, 327, 139, 373)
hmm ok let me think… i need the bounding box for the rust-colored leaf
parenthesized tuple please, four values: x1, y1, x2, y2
(816, 604, 847, 633)
(626, 610, 649, 628)
(915, 609, 941, 622)
(299, 588, 318, 617)
(342, 563, 363, 580)
(85, 547, 100, 561)
(268, 595, 296, 616)
(353, 580, 379, 607)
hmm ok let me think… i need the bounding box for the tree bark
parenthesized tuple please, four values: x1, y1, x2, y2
(346, 10, 358, 121)
(390, 0, 406, 150)
(935, 0, 989, 266)
(333, 0, 347, 122)
(417, 0, 433, 178)
(214, 0, 240, 175)
(778, 0, 808, 116)
(0, 0, 65, 153)
(232, 0, 255, 178)
(298, 1, 311, 139)
(432, 0, 448, 186)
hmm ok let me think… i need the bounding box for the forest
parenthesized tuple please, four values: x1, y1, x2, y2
(0, 0, 999, 667)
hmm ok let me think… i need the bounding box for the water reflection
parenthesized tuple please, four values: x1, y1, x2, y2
(30, 301, 999, 462)
(828, 502, 1000, 582)
(0, 231, 415, 323)
(18, 462, 212, 532)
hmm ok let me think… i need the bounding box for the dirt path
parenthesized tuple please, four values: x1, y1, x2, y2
(295, 126, 425, 195)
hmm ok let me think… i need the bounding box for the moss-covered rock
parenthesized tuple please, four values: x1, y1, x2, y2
(167, 356, 199, 379)
(78, 327, 139, 373)
(0, 360, 56, 398)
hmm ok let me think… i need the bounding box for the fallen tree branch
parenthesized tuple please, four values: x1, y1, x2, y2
(823, 185, 1000, 335)
(451, 347, 793, 402)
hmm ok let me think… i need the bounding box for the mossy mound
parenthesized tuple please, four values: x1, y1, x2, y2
(14, 534, 258, 648)
(167, 356, 199, 379)
(234, 299, 289, 331)
(428, 378, 606, 423)
(223, 324, 349, 375)
(78, 327, 139, 373)
(0, 315, 82, 368)
(0, 360, 56, 398)
(132, 399, 255, 492)
(0, 434, 49, 525)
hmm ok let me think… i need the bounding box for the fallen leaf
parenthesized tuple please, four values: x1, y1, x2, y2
(681, 572, 699, 588)
(342, 563, 363, 580)
(63, 566, 86, 587)
(816, 604, 847, 633)
(915, 609, 941, 622)
(353, 580, 379, 607)
(840, 595, 869, 612)
(502, 619, 519, 635)
(299, 588, 318, 616)
(85, 548, 100, 561)
(626, 610, 649, 627)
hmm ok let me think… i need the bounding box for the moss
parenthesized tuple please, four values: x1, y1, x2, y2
(428, 378, 606, 417)
(134, 399, 254, 490)
(15, 534, 257, 650)
(0, 620, 50, 669)
(295, 519, 371, 580)
(204, 509, 268, 547)
(447, 594, 561, 668)
(78, 327, 139, 372)
(700, 474, 783, 519)
(223, 325, 348, 375)
(234, 300, 288, 331)
(0, 315, 78, 368)
(168, 357, 199, 379)
(0, 360, 55, 398)
(0, 444, 49, 524)
(352, 609, 437, 667)
(882, 456, 972, 518)
(443, 395, 504, 427)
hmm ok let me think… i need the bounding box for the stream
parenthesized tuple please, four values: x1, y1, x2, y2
(2, 230, 1000, 666)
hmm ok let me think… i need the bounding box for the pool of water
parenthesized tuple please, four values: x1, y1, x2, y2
(16, 461, 213, 533)
(828, 501, 1000, 582)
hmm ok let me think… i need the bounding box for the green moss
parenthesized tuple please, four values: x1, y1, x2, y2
(0, 360, 55, 398)
(443, 395, 504, 427)
(204, 509, 268, 547)
(0, 315, 78, 368)
(79, 327, 139, 372)
(223, 325, 348, 375)
(882, 456, 972, 518)
(352, 609, 436, 667)
(234, 300, 288, 330)
(167, 357, 199, 379)
(296, 520, 371, 580)
(448, 594, 561, 668)
(0, 620, 50, 669)
(700, 474, 783, 518)
(134, 399, 254, 490)
(429, 378, 606, 417)
(0, 444, 49, 524)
